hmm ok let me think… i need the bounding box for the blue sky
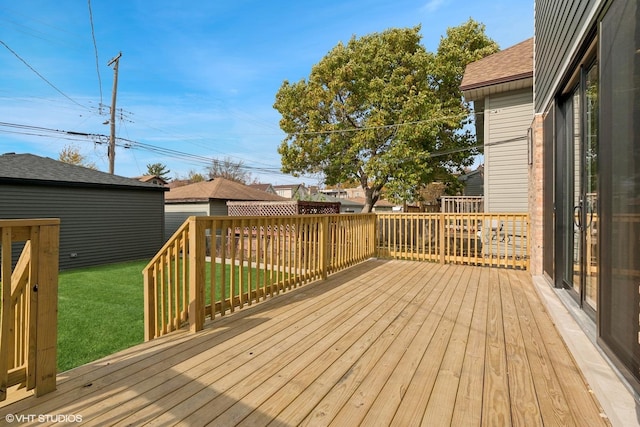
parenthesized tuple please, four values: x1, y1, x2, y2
(0, 0, 533, 185)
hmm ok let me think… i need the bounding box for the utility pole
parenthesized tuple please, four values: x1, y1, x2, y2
(107, 52, 122, 175)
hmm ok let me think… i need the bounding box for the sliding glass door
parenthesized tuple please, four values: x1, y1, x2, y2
(599, 0, 640, 390)
(559, 61, 598, 316)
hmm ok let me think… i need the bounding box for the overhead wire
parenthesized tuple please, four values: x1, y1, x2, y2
(0, 120, 522, 171)
(0, 40, 93, 112)
(0, 121, 289, 176)
(87, 0, 104, 114)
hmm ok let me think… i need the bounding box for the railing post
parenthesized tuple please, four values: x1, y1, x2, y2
(34, 222, 59, 397)
(439, 213, 446, 265)
(143, 267, 156, 341)
(0, 227, 12, 401)
(320, 216, 329, 280)
(188, 217, 205, 333)
(372, 214, 378, 258)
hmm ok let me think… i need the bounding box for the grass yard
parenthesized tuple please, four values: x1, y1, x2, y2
(57, 260, 147, 372)
(57, 259, 288, 372)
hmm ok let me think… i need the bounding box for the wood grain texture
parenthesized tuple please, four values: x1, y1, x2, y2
(0, 260, 610, 427)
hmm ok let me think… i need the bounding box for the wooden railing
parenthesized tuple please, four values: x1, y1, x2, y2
(143, 214, 376, 340)
(377, 213, 529, 270)
(441, 196, 484, 213)
(0, 219, 59, 401)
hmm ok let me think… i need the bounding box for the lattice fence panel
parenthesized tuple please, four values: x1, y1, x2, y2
(227, 201, 340, 216)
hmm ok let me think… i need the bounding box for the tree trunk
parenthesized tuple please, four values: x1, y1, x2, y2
(361, 185, 381, 213)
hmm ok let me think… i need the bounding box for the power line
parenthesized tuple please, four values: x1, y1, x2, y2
(288, 112, 473, 137)
(0, 120, 525, 176)
(0, 121, 285, 174)
(87, 0, 104, 114)
(0, 40, 92, 111)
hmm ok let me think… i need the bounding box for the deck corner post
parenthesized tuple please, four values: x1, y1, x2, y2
(34, 222, 59, 397)
(188, 217, 206, 333)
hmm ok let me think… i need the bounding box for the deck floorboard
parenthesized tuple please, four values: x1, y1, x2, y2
(0, 260, 609, 426)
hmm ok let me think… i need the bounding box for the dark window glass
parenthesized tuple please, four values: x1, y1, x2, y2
(600, 0, 640, 388)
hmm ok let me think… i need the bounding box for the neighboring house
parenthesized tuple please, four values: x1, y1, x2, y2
(458, 165, 484, 196)
(0, 153, 166, 270)
(305, 193, 396, 213)
(461, 38, 533, 213)
(344, 187, 365, 199)
(532, 0, 640, 401)
(348, 197, 396, 213)
(317, 188, 348, 198)
(305, 193, 362, 213)
(273, 184, 308, 199)
(164, 177, 287, 240)
(136, 175, 169, 186)
(248, 183, 277, 195)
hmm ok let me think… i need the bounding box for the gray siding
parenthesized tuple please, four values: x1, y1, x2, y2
(163, 200, 227, 241)
(484, 89, 532, 213)
(0, 183, 165, 270)
(534, 0, 603, 112)
(164, 203, 208, 241)
(209, 201, 228, 216)
(463, 174, 484, 196)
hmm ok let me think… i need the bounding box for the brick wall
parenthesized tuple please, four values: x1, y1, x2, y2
(528, 113, 545, 275)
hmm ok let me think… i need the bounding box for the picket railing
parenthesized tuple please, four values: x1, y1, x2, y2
(441, 196, 484, 213)
(0, 219, 59, 401)
(143, 214, 376, 340)
(144, 212, 529, 340)
(377, 213, 529, 270)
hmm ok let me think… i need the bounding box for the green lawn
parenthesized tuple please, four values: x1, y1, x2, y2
(57, 260, 147, 372)
(57, 259, 290, 372)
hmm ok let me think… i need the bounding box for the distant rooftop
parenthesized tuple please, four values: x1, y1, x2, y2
(165, 177, 287, 202)
(0, 153, 164, 190)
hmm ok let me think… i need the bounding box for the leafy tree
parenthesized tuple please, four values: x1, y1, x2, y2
(275, 21, 498, 212)
(207, 157, 252, 184)
(59, 144, 97, 169)
(146, 162, 171, 179)
(187, 169, 206, 183)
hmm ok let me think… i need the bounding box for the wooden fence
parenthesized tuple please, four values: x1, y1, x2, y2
(0, 219, 59, 401)
(143, 214, 377, 340)
(377, 213, 529, 270)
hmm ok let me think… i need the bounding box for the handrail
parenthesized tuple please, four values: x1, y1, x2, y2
(376, 212, 529, 270)
(144, 212, 528, 340)
(142, 219, 190, 340)
(142, 214, 377, 340)
(0, 218, 59, 401)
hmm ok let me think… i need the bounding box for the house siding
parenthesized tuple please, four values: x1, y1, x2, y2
(209, 201, 228, 216)
(163, 200, 229, 241)
(164, 203, 209, 241)
(534, 0, 602, 112)
(0, 183, 165, 270)
(462, 173, 484, 196)
(484, 89, 532, 213)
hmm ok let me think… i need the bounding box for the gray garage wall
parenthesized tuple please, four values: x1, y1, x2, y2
(0, 183, 165, 270)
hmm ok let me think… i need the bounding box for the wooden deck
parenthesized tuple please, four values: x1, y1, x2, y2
(0, 260, 609, 426)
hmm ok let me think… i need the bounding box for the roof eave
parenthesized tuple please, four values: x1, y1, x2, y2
(462, 74, 533, 101)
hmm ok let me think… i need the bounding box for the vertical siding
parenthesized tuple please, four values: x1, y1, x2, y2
(534, 0, 602, 112)
(0, 184, 165, 270)
(484, 89, 533, 213)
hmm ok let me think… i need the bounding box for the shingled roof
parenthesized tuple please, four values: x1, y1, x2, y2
(0, 152, 164, 191)
(461, 38, 534, 101)
(165, 177, 288, 202)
